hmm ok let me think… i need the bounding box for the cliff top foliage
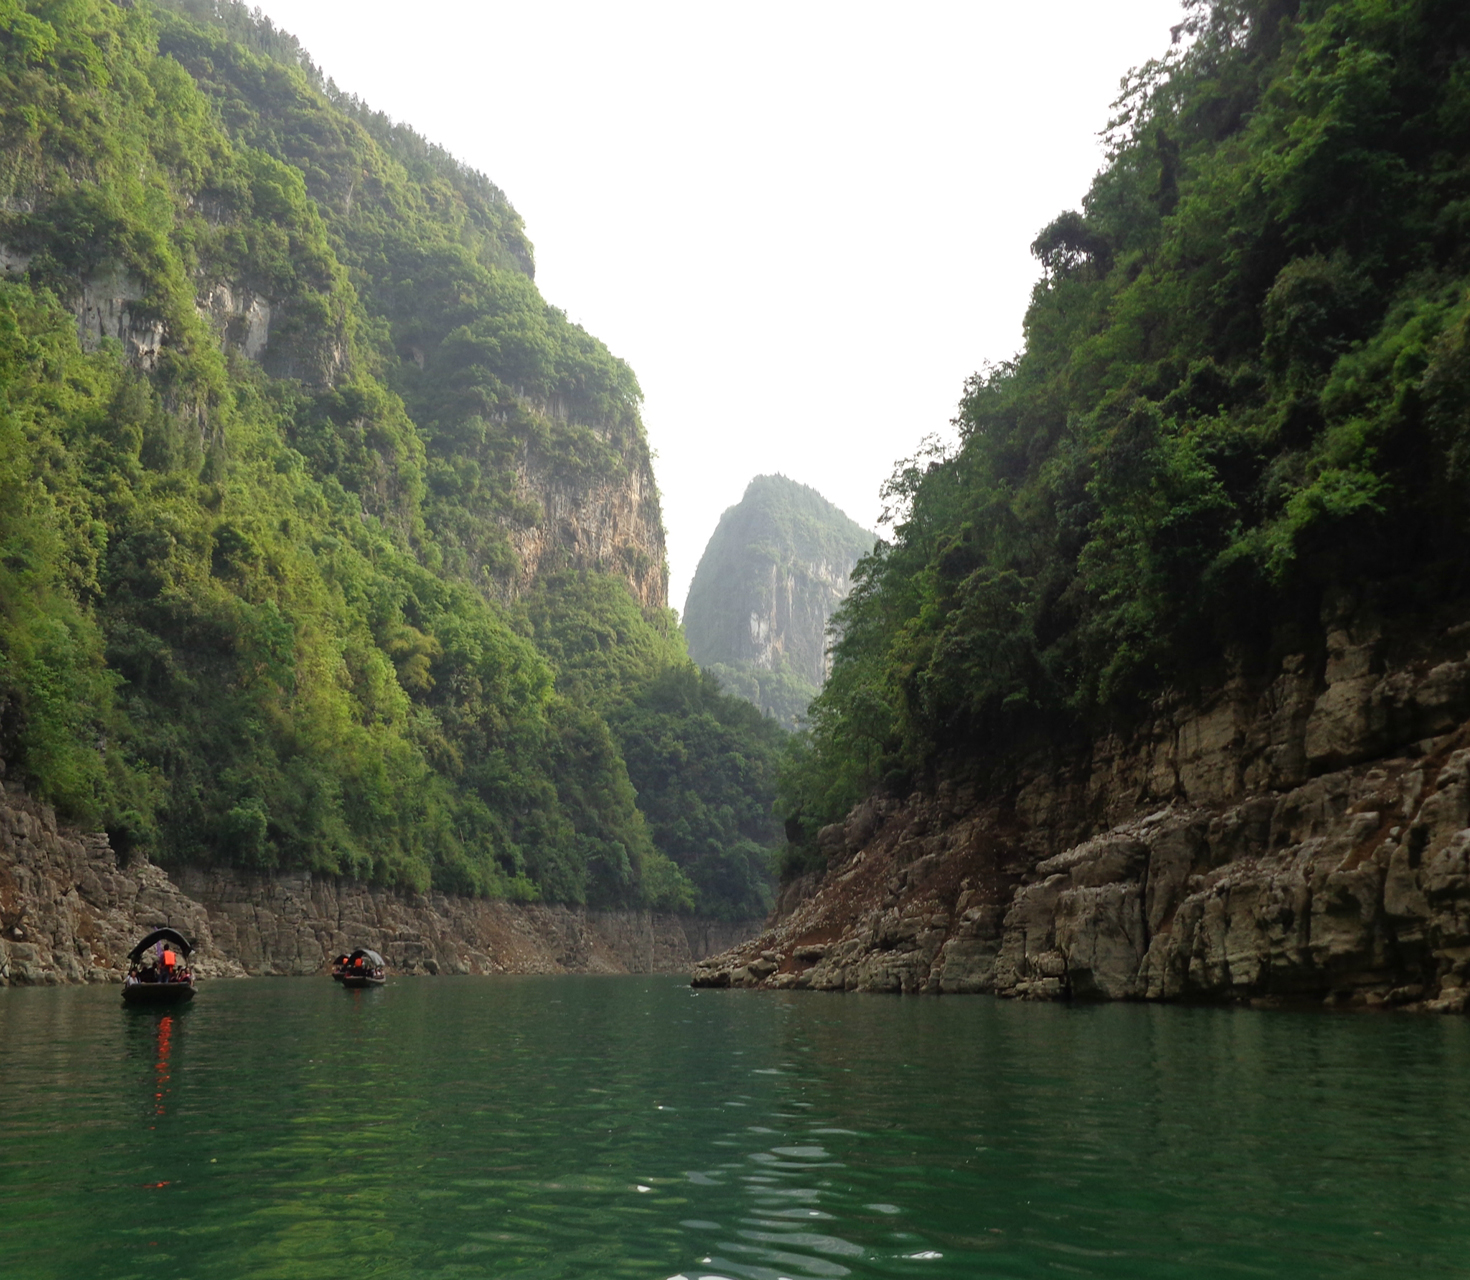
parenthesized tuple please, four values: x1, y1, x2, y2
(0, 0, 780, 917)
(781, 0, 1470, 841)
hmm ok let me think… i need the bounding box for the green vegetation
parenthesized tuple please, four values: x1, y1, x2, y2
(522, 571, 785, 918)
(684, 474, 875, 728)
(148, 0, 647, 587)
(0, 0, 780, 913)
(782, 0, 1470, 841)
(698, 661, 823, 733)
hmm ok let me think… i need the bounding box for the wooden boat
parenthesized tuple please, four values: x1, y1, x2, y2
(122, 927, 196, 1005)
(339, 947, 386, 987)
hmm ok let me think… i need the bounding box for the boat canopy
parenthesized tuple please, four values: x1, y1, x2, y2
(128, 927, 193, 962)
(347, 948, 385, 967)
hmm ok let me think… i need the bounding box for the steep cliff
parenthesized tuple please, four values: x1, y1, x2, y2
(3, 0, 668, 610)
(155, 0, 670, 609)
(0, 0, 707, 909)
(698, 598, 1470, 1012)
(507, 426, 667, 610)
(742, 0, 1470, 1008)
(684, 475, 874, 726)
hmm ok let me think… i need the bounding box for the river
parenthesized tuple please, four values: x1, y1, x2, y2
(1, 976, 1468, 1279)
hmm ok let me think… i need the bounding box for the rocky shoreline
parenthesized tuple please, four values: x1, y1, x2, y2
(695, 604, 1470, 1014)
(0, 785, 757, 986)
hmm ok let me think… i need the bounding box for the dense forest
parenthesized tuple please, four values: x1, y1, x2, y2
(782, 0, 1470, 843)
(685, 474, 874, 729)
(0, 0, 781, 918)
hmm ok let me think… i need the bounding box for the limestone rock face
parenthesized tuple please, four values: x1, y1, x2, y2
(75, 268, 166, 370)
(197, 282, 274, 362)
(694, 605, 1470, 1013)
(2, 241, 663, 610)
(0, 784, 755, 985)
(2, 238, 347, 389)
(506, 428, 668, 609)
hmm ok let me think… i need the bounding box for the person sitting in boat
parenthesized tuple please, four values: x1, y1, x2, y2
(121, 928, 196, 1003)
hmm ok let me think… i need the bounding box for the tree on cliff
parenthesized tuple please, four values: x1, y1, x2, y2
(781, 0, 1470, 843)
(522, 572, 785, 919)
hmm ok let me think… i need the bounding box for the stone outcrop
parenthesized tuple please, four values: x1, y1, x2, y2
(197, 281, 273, 362)
(0, 783, 754, 986)
(506, 429, 668, 609)
(2, 242, 347, 388)
(0, 785, 235, 985)
(75, 267, 166, 370)
(695, 603, 1470, 1014)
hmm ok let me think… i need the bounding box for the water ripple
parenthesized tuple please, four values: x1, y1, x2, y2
(2, 979, 1470, 1278)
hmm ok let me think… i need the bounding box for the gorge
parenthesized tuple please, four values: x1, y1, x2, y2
(7, 3, 1470, 1275)
(4, 0, 1470, 1025)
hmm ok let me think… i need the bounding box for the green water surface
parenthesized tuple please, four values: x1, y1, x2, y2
(1, 976, 1467, 1279)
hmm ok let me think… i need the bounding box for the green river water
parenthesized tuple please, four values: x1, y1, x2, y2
(1, 975, 1468, 1279)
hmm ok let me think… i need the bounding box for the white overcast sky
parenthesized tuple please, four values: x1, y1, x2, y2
(252, 0, 1185, 614)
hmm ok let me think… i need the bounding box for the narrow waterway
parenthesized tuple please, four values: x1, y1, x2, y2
(2, 976, 1468, 1279)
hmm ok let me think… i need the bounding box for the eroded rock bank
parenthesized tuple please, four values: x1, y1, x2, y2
(695, 604, 1470, 1013)
(0, 785, 756, 986)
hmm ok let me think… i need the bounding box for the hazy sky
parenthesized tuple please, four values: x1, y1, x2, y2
(254, 0, 1185, 614)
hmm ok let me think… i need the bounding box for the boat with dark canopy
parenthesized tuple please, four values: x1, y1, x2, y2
(122, 928, 196, 1005)
(339, 948, 386, 987)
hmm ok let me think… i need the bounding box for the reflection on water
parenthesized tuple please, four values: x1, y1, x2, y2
(2, 977, 1469, 1279)
(152, 1012, 174, 1120)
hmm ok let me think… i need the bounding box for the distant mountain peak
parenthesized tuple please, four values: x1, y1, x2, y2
(684, 475, 875, 725)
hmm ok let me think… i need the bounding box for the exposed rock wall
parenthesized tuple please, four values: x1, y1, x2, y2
(1, 244, 344, 387)
(76, 267, 165, 370)
(696, 604, 1470, 1013)
(507, 433, 668, 609)
(0, 784, 754, 986)
(738, 556, 851, 686)
(197, 281, 273, 362)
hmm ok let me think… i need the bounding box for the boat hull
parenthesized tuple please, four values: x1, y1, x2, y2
(339, 975, 385, 988)
(122, 982, 195, 1005)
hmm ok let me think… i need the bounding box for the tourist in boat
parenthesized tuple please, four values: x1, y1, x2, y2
(338, 947, 387, 987)
(122, 928, 197, 1004)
